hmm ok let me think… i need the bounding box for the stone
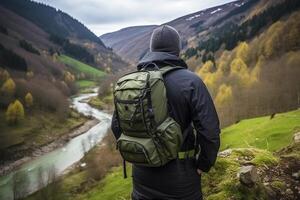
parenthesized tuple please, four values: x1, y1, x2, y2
(294, 132, 300, 143)
(238, 165, 258, 187)
(286, 188, 293, 195)
(218, 149, 232, 157)
(292, 171, 300, 180)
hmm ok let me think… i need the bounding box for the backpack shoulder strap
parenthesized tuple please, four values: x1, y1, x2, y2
(160, 66, 185, 76)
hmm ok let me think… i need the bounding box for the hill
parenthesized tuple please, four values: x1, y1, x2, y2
(0, 0, 103, 45)
(221, 110, 300, 151)
(100, 0, 248, 62)
(101, 25, 158, 63)
(0, 0, 128, 72)
(58, 55, 106, 79)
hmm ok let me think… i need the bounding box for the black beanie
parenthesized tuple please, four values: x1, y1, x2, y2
(150, 25, 181, 56)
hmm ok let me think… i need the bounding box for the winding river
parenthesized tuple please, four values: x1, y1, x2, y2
(0, 89, 112, 199)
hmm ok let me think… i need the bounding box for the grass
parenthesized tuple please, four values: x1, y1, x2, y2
(58, 55, 106, 79)
(76, 80, 97, 89)
(74, 166, 132, 200)
(0, 109, 88, 150)
(221, 109, 300, 152)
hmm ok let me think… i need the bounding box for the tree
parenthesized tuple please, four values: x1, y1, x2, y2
(197, 60, 214, 78)
(236, 42, 249, 63)
(26, 71, 34, 79)
(6, 100, 25, 124)
(0, 69, 10, 81)
(215, 84, 233, 106)
(25, 92, 33, 108)
(64, 71, 75, 84)
(1, 78, 16, 95)
(230, 58, 250, 86)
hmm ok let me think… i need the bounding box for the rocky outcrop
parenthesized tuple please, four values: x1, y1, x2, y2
(238, 165, 258, 187)
(293, 132, 300, 143)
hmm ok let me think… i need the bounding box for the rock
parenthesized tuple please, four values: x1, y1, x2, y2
(265, 187, 277, 198)
(218, 149, 232, 157)
(294, 132, 300, 143)
(292, 171, 300, 180)
(238, 165, 258, 187)
(286, 188, 293, 195)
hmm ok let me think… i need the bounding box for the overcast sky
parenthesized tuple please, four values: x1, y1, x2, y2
(34, 0, 234, 36)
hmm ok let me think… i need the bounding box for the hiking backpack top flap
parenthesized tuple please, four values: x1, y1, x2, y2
(113, 64, 184, 167)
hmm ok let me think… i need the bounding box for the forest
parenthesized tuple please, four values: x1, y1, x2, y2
(188, 2, 300, 126)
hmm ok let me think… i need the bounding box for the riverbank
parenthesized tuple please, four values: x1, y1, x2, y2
(24, 130, 122, 200)
(0, 117, 99, 176)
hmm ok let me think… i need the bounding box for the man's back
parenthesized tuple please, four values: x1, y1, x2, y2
(111, 25, 220, 200)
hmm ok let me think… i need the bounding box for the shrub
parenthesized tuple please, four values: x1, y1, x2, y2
(86, 132, 121, 181)
(1, 78, 16, 95)
(25, 92, 33, 108)
(6, 99, 25, 124)
(15, 77, 70, 120)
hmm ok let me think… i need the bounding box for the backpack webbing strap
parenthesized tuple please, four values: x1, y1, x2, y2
(160, 66, 184, 76)
(123, 159, 127, 179)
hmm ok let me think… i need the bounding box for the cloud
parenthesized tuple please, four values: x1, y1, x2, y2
(34, 0, 234, 35)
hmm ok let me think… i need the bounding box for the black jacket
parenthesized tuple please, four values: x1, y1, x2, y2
(111, 52, 220, 200)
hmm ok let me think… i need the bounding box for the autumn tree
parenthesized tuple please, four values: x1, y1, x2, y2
(215, 84, 233, 106)
(25, 92, 33, 108)
(26, 71, 34, 79)
(6, 100, 25, 124)
(64, 71, 75, 84)
(230, 58, 250, 86)
(235, 42, 250, 64)
(0, 69, 10, 82)
(1, 78, 16, 95)
(197, 60, 214, 78)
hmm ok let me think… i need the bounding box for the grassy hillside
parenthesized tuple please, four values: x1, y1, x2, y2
(58, 55, 106, 79)
(221, 110, 300, 151)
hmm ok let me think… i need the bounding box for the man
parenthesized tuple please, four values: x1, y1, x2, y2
(111, 25, 220, 200)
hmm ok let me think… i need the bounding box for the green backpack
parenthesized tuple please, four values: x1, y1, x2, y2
(113, 64, 184, 168)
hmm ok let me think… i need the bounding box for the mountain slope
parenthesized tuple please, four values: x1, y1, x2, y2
(0, 0, 129, 72)
(101, 25, 157, 63)
(100, 0, 249, 62)
(0, 0, 103, 45)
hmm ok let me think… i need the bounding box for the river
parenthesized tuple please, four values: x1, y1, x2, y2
(0, 89, 112, 199)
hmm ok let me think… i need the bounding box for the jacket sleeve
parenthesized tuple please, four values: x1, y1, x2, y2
(111, 111, 122, 140)
(189, 76, 220, 172)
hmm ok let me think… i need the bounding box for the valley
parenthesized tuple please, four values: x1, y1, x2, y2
(0, 0, 299, 199)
